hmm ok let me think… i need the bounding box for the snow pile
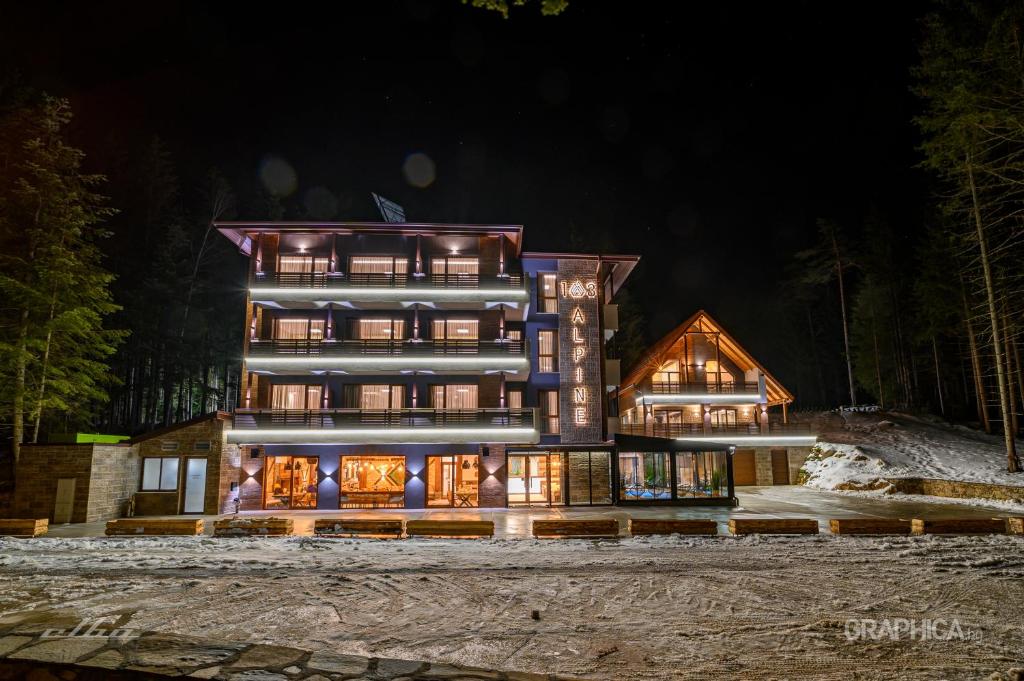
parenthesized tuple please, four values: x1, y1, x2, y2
(798, 410, 1024, 491)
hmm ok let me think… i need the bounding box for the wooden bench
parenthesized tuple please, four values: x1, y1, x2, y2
(314, 518, 404, 538)
(532, 518, 619, 538)
(105, 518, 203, 536)
(828, 518, 913, 535)
(0, 519, 48, 538)
(911, 518, 1007, 535)
(1008, 517, 1023, 535)
(728, 518, 819, 535)
(405, 520, 494, 538)
(213, 517, 294, 537)
(628, 518, 718, 536)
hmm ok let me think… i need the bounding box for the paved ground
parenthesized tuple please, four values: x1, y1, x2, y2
(44, 486, 1011, 538)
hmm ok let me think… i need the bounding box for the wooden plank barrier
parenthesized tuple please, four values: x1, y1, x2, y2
(405, 520, 494, 538)
(728, 518, 819, 535)
(628, 518, 718, 536)
(213, 517, 293, 537)
(105, 518, 203, 536)
(314, 518, 404, 538)
(0, 519, 48, 538)
(828, 518, 913, 535)
(532, 518, 620, 538)
(911, 518, 1007, 535)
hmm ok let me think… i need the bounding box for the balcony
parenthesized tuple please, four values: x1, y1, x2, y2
(249, 271, 530, 307)
(637, 381, 765, 405)
(616, 421, 816, 446)
(245, 339, 531, 376)
(227, 407, 540, 445)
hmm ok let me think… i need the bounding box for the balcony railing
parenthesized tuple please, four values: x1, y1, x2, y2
(253, 271, 525, 290)
(247, 338, 527, 358)
(650, 381, 760, 394)
(233, 407, 536, 430)
(617, 421, 813, 438)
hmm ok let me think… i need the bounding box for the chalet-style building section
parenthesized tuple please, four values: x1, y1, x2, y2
(614, 310, 816, 498)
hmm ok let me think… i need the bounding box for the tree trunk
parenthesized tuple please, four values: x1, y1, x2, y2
(966, 152, 1019, 472)
(31, 287, 60, 442)
(961, 279, 990, 432)
(12, 308, 30, 463)
(932, 335, 945, 417)
(1002, 307, 1019, 437)
(870, 302, 884, 409)
(829, 227, 856, 406)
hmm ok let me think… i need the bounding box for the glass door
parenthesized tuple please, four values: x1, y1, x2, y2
(507, 452, 563, 506)
(263, 456, 319, 509)
(426, 455, 480, 507)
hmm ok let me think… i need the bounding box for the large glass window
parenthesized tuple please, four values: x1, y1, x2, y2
(567, 451, 612, 505)
(359, 384, 405, 409)
(507, 452, 563, 506)
(538, 330, 558, 372)
(426, 455, 479, 507)
(263, 456, 319, 509)
(618, 452, 672, 501)
(704, 360, 735, 388)
(431, 257, 479, 278)
(431, 319, 479, 341)
(278, 255, 329, 273)
(274, 318, 325, 340)
(653, 360, 681, 390)
(431, 384, 478, 409)
(141, 457, 179, 491)
(271, 384, 323, 410)
(538, 273, 558, 313)
(349, 256, 408, 276)
(709, 408, 737, 428)
(506, 389, 523, 409)
(339, 456, 405, 508)
(356, 319, 405, 340)
(540, 389, 559, 434)
(676, 451, 729, 498)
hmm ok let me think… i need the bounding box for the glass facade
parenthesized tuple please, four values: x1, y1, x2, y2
(263, 456, 319, 509)
(339, 456, 405, 508)
(426, 455, 480, 507)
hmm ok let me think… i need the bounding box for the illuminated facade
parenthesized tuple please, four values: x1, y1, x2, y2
(216, 222, 638, 509)
(614, 309, 816, 501)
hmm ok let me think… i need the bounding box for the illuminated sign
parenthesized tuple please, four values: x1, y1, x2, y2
(556, 261, 602, 443)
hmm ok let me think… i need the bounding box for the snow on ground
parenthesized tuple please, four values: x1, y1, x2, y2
(1, 534, 1023, 680)
(799, 410, 1024, 498)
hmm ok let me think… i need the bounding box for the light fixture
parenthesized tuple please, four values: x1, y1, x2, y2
(462, 459, 471, 470)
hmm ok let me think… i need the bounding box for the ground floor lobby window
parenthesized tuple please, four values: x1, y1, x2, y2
(264, 456, 319, 509)
(507, 452, 563, 506)
(618, 451, 729, 502)
(340, 456, 405, 508)
(426, 455, 479, 507)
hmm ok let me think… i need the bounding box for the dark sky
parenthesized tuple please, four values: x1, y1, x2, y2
(2, 0, 926, 350)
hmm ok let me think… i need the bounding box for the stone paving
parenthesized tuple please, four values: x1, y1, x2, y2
(0, 625, 577, 680)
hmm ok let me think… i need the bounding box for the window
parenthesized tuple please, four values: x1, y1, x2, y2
(538, 329, 558, 372)
(271, 384, 323, 410)
(506, 328, 523, 341)
(426, 455, 479, 507)
(356, 319, 405, 340)
(709, 408, 737, 428)
(540, 389, 559, 434)
(349, 256, 408, 277)
(359, 384, 405, 409)
(618, 452, 672, 501)
(506, 389, 523, 409)
(431, 384, 479, 409)
(141, 457, 179, 491)
(431, 318, 479, 341)
(431, 257, 479, 278)
(339, 456, 405, 508)
(704, 360, 735, 388)
(274, 318, 325, 340)
(263, 456, 319, 509)
(653, 360, 681, 389)
(538, 273, 557, 313)
(278, 255, 329, 273)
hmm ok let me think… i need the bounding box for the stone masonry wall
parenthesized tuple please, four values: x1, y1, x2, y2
(12, 444, 94, 523)
(86, 445, 139, 522)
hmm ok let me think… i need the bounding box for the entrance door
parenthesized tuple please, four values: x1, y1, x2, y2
(426, 455, 480, 507)
(54, 478, 76, 523)
(507, 453, 562, 506)
(771, 449, 790, 485)
(183, 458, 208, 513)
(733, 449, 757, 486)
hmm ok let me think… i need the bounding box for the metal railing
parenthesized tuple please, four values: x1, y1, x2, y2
(247, 338, 527, 357)
(233, 407, 537, 430)
(650, 381, 761, 394)
(252, 271, 525, 290)
(616, 421, 813, 438)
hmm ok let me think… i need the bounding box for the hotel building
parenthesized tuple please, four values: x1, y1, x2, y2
(215, 222, 639, 510)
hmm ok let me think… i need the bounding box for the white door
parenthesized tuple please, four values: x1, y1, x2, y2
(183, 459, 208, 513)
(54, 478, 76, 523)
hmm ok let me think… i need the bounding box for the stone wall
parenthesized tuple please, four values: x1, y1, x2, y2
(86, 445, 139, 522)
(478, 443, 507, 508)
(754, 449, 774, 486)
(556, 258, 603, 443)
(12, 444, 95, 523)
(890, 477, 1024, 503)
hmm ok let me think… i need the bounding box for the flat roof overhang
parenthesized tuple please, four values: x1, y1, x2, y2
(227, 427, 541, 446)
(613, 433, 734, 452)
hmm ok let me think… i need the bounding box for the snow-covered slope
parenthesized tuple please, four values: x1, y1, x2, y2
(797, 410, 1024, 491)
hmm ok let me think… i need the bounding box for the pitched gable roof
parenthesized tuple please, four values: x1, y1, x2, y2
(621, 309, 794, 406)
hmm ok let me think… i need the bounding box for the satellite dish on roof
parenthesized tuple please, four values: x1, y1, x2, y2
(372, 193, 406, 223)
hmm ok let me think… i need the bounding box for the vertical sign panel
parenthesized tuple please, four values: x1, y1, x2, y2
(557, 258, 602, 443)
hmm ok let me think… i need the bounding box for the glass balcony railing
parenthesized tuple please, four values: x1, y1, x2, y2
(252, 271, 525, 290)
(247, 338, 527, 358)
(616, 422, 813, 438)
(233, 407, 537, 431)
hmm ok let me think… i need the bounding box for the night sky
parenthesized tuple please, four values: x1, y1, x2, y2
(2, 1, 926, 355)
